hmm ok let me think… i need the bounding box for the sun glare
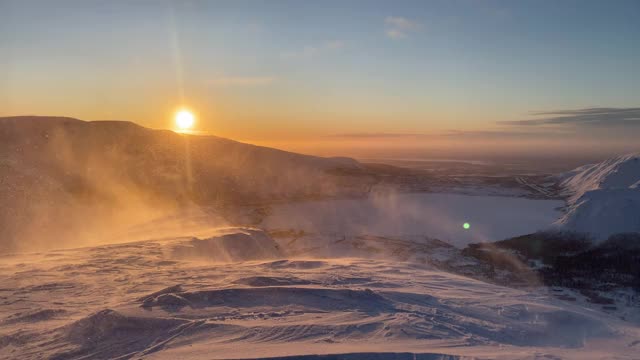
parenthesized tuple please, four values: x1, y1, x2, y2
(175, 110, 195, 130)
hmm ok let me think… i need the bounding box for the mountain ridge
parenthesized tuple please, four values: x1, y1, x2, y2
(555, 153, 640, 239)
(0, 116, 370, 252)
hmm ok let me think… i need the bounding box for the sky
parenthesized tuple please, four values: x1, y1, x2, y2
(1, 0, 640, 159)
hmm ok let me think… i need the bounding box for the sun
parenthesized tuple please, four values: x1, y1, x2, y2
(175, 110, 195, 130)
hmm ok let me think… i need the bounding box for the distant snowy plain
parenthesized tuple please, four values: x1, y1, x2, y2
(264, 193, 564, 246)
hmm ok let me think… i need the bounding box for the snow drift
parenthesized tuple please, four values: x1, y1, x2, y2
(168, 228, 283, 262)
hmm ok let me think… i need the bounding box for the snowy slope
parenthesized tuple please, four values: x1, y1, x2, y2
(0, 116, 370, 252)
(1, 229, 638, 360)
(555, 153, 640, 239)
(558, 153, 640, 204)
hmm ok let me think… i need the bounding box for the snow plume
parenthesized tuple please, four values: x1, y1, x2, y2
(0, 118, 204, 252)
(368, 189, 490, 244)
(0, 116, 365, 253)
(261, 189, 561, 247)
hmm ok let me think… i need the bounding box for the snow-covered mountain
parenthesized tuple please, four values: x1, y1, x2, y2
(0, 116, 371, 252)
(555, 153, 640, 239)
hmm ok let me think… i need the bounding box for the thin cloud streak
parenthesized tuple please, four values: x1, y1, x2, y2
(325, 107, 640, 143)
(501, 107, 640, 127)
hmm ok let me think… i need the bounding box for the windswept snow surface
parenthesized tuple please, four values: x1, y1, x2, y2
(555, 153, 640, 238)
(1, 228, 638, 359)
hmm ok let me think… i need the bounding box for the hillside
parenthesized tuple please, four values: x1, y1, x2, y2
(555, 153, 640, 239)
(0, 116, 371, 252)
(557, 153, 640, 203)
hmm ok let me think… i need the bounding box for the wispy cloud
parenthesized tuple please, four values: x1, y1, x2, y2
(500, 107, 640, 127)
(210, 76, 276, 87)
(280, 40, 345, 59)
(384, 16, 421, 39)
(325, 107, 640, 145)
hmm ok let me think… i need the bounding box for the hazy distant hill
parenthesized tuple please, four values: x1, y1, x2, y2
(0, 116, 370, 252)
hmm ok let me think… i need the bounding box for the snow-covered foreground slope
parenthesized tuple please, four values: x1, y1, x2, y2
(1, 229, 638, 360)
(555, 153, 640, 238)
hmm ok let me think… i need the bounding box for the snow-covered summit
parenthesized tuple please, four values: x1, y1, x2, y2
(558, 153, 640, 204)
(555, 153, 640, 239)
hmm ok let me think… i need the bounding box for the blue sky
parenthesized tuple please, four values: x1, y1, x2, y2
(1, 0, 639, 156)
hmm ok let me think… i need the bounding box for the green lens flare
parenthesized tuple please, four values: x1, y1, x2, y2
(463, 222, 470, 230)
